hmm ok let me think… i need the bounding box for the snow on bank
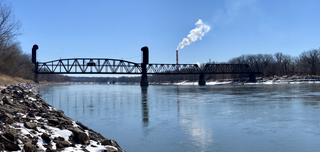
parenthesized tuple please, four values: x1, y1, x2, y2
(153, 79, 320, 86)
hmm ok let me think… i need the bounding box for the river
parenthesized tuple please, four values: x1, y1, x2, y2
(39, 83, 320, 152)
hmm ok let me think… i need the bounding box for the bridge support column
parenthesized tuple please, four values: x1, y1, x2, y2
(140, 73, 148, 86)
(198, 74, 206, 86)
(34, 62, 39, 83)
(32, 45, 39, 83)
(140, 46, 149, 87)
(249, 74, 256, 82)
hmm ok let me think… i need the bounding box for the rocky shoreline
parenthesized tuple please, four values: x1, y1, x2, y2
(0, 83, 125, 152)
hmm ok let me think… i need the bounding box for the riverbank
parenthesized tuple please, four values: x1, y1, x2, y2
(0, 75, 34, 86)
(0, 83, 125, 152)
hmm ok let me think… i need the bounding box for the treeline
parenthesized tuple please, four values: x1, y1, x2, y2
(149, 49, 320, 82)
(0, 1, 69, 82)
(228, 49, 319, 77)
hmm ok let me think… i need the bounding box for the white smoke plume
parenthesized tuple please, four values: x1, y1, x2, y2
(177, 19, 211, 50)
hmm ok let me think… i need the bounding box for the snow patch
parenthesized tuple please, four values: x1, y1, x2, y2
(63, 140, 118, 152)
(37, 138, 47, 151)
(28, 97, 36, 101)
(47, 126, 73, 142)
(48, 106, 55, 112)
(72, 121, 79, 127)
(17, 113, 27, 118)
(17, 139, 22, 144)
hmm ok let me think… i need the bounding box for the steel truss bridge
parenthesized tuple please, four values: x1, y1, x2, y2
(36, 58, 260, 75)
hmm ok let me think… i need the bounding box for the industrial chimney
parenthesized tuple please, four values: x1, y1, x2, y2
(176, 50, 179, 70)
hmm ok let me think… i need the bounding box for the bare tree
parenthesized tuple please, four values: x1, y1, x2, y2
(299, 49, 319, 75)
(282, 54, 292, 75)
(0, 0, 22, 47)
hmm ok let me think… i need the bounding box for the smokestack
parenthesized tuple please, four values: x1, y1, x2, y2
(176, 50, 179, 70)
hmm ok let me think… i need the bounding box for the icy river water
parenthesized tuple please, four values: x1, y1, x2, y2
(39, 83, 320, 152)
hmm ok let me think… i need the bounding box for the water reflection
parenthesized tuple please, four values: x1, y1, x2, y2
(39, 84, 320, 151)
(177, 86, 180, 114)
(141, 87, 149, 127)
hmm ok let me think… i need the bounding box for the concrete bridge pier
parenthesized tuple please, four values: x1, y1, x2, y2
(249, 74, 256, 82)
(140, 73, 148, 86)
(140, 46, 149, 87)
(198, 74, 206, 86)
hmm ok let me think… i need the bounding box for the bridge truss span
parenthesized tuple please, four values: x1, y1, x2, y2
(37, 58, 142, 74)
(37, 58, 259, 75)
(146, 63, 257, 74)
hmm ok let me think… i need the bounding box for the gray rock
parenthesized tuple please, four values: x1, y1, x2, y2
(23, 143, 37, 152)
(0, 112, 15, 124)
(48, 119, 61, 126)
(0, 134, 20, 151)
(104, 146, 118, 152)
(53, 139, 70, 148)
(4, 142, 21, 151)
(31, 103, 39, 109)
(70, 128, 89, 145)
(41, 133, 51, 143)
(3, 132, 15, 142)
(101, 139, 112, 146)
(0, 143, 4, 152)
(2, 96, 13, 105)
(76, 121, 89, 130)
(24, 122, 36, 129)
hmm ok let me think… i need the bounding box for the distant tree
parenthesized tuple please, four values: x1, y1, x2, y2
(299, 49, 319, 75)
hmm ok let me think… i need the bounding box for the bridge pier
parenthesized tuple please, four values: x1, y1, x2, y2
(198, 74, 206, 86)
(140, 46, 149, 87)
(32, 45, 39, 83)
(249, 74, 256, 82)
(140, 73, 148, 86)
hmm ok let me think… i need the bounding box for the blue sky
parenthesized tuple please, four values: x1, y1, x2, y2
(10, 0, 320, 65)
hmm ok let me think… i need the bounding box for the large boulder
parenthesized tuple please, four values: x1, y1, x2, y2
(41, 133, 51, 143)
(0, 112, 15, 124)
(0, 143, 4, 152)
(105, 146, 118, 152)
(70, 128, 89, 145)
(48, 118, 61, 126)
(23, 143, 37, 152)
(102, 140, 126, 152)
(24, 122, 37, 129)
(0, 134, 21, 151)
(2, 96, 13, 105)
(53, 136, 70, 148)
(76, 121, 89, 130)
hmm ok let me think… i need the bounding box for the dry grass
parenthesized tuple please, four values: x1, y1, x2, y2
(0, 75, 33, 87)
